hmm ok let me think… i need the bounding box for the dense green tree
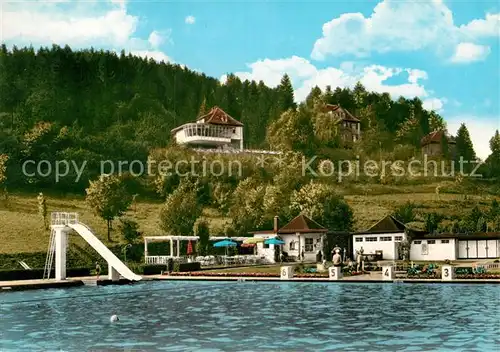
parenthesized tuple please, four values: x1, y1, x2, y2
(159, 179, 203, 236)
(393, 202, 417, 224)
(194, 218, 210, 255)
(119, 218, 141, 244)
(485, 130, 500, 177)
(85, 175, 132, 241)
(276, 74, 296, 113)
(290, 181, 354, 231)
(455, 123, 476, 168)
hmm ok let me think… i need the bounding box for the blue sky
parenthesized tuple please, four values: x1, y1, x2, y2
(2, 0, 499, 159)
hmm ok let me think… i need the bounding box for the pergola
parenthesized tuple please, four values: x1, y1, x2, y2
(144, 235, 199, 265)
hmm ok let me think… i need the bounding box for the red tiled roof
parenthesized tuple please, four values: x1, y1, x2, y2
(250, 214, 328, 234)
(354, 215, 406, 234)
(324, 104, 360, 122)
(421, 130, 456, 146)
(278, 214, 328, 234)
(197, 106, 243, 127)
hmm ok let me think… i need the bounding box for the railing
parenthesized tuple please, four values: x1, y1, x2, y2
(193, 148, 282, 155)
(145, 256, 189, 265)
(180, 123, 235, 139)
(51, 212, 79, 226)
(477, 262, 500, 271)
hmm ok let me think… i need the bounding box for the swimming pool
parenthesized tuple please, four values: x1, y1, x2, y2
(1, 281, 499, 351)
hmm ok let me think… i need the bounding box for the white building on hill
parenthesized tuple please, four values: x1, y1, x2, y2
(171, 106, 244, 151)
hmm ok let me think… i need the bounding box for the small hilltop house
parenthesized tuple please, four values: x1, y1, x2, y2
(324, 104, 361, 144)
(421, 130, 456, 157)
(171, 106, 244, 151)
(251, 214, 328, 263)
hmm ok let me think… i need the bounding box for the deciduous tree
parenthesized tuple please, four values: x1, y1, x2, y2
(85, 175, 132, 241)
(159, 179, 202, 236)
(290, 181, 353, 231)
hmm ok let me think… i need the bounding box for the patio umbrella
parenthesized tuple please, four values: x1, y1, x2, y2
(213, 239, 238, 248)
(213, 239, 238, 265)
(187, 240, 193, 255)
(243, 237, 265, 244)
(264, 238, 285, 245)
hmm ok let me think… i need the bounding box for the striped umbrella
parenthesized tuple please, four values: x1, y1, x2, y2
(187, 240, 193, 255)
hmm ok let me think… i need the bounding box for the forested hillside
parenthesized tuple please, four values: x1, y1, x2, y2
(0, 45, 498, 196)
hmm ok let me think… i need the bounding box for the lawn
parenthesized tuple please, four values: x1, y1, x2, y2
(0, 182, 497, 254)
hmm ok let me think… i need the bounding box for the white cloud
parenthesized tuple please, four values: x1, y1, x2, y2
(423, 98, 445, 112)
(148, 31, 164, 48)
(447, 116, 500, 161)
(185, 15, 196, 25)
(459, 13, 500, 37)
(2, 0, 173, 62)
(311, 0, 499, 62)
(221, 56, 443, 105)
(450, 42, 491, 63)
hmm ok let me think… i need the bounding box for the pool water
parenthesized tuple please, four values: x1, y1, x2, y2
(1, 281, 499, 351)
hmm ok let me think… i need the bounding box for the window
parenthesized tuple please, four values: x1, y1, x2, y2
(427, 240, 436, 244)
(380, 236, 392, 241)
(395, 236, 403, 241)
(365, 237, 377, 242)
(441, 239, 450, 244)
(305, 238, 314, 252)
(355, 237, 363, 242)
(289, 241, 297, 250)
(263, 241, 269, 249)
(414, 240, 422, 244)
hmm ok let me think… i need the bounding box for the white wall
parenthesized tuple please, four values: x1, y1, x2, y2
(410, 238, 457, 261)
(254, 233, 324, 263)
(352, 232, 405, 260)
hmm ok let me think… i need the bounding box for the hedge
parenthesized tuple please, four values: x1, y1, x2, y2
(0, 267, 90, 281)
(0, 243, 145, 270)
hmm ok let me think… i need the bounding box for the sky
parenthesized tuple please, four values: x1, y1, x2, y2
(1, 0, 499, 160)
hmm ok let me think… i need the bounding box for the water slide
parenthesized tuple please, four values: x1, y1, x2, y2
(68, 223, 142, 281)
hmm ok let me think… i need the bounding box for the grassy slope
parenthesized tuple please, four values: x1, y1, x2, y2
(0, 182, 497, 254)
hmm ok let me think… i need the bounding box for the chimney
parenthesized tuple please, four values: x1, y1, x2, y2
(273, 216, 279, 233)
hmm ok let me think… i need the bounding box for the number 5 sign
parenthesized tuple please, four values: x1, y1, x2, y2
(329, 266, 342, 280)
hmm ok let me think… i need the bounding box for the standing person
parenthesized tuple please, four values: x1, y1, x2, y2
(95, 262, 101, 280)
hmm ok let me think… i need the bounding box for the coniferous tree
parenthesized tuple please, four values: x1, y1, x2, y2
(486, 130, 500, 177)
(455, 123, 476, 172)
(276, 74, 296, 113)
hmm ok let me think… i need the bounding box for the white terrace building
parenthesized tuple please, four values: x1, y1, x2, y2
(171, 106, 244, 151)
(352, 215, 408, 260)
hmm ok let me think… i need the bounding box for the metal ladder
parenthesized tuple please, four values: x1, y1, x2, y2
(43, 229, 56, 279)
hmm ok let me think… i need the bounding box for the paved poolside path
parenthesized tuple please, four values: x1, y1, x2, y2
(1, 272, 499, 291)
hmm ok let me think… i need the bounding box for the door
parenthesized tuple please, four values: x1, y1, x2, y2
(468, 240, 477, 259)
(458, 240, 468, 259)
(486, 240, 498, 258)
(477, 240, 487, 258)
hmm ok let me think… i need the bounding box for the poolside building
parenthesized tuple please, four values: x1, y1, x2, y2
(409, 232, 500, 261)
(171, 106, 244, 151)
(251, 214, 328, 263)
(351, 215, 407, 260)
